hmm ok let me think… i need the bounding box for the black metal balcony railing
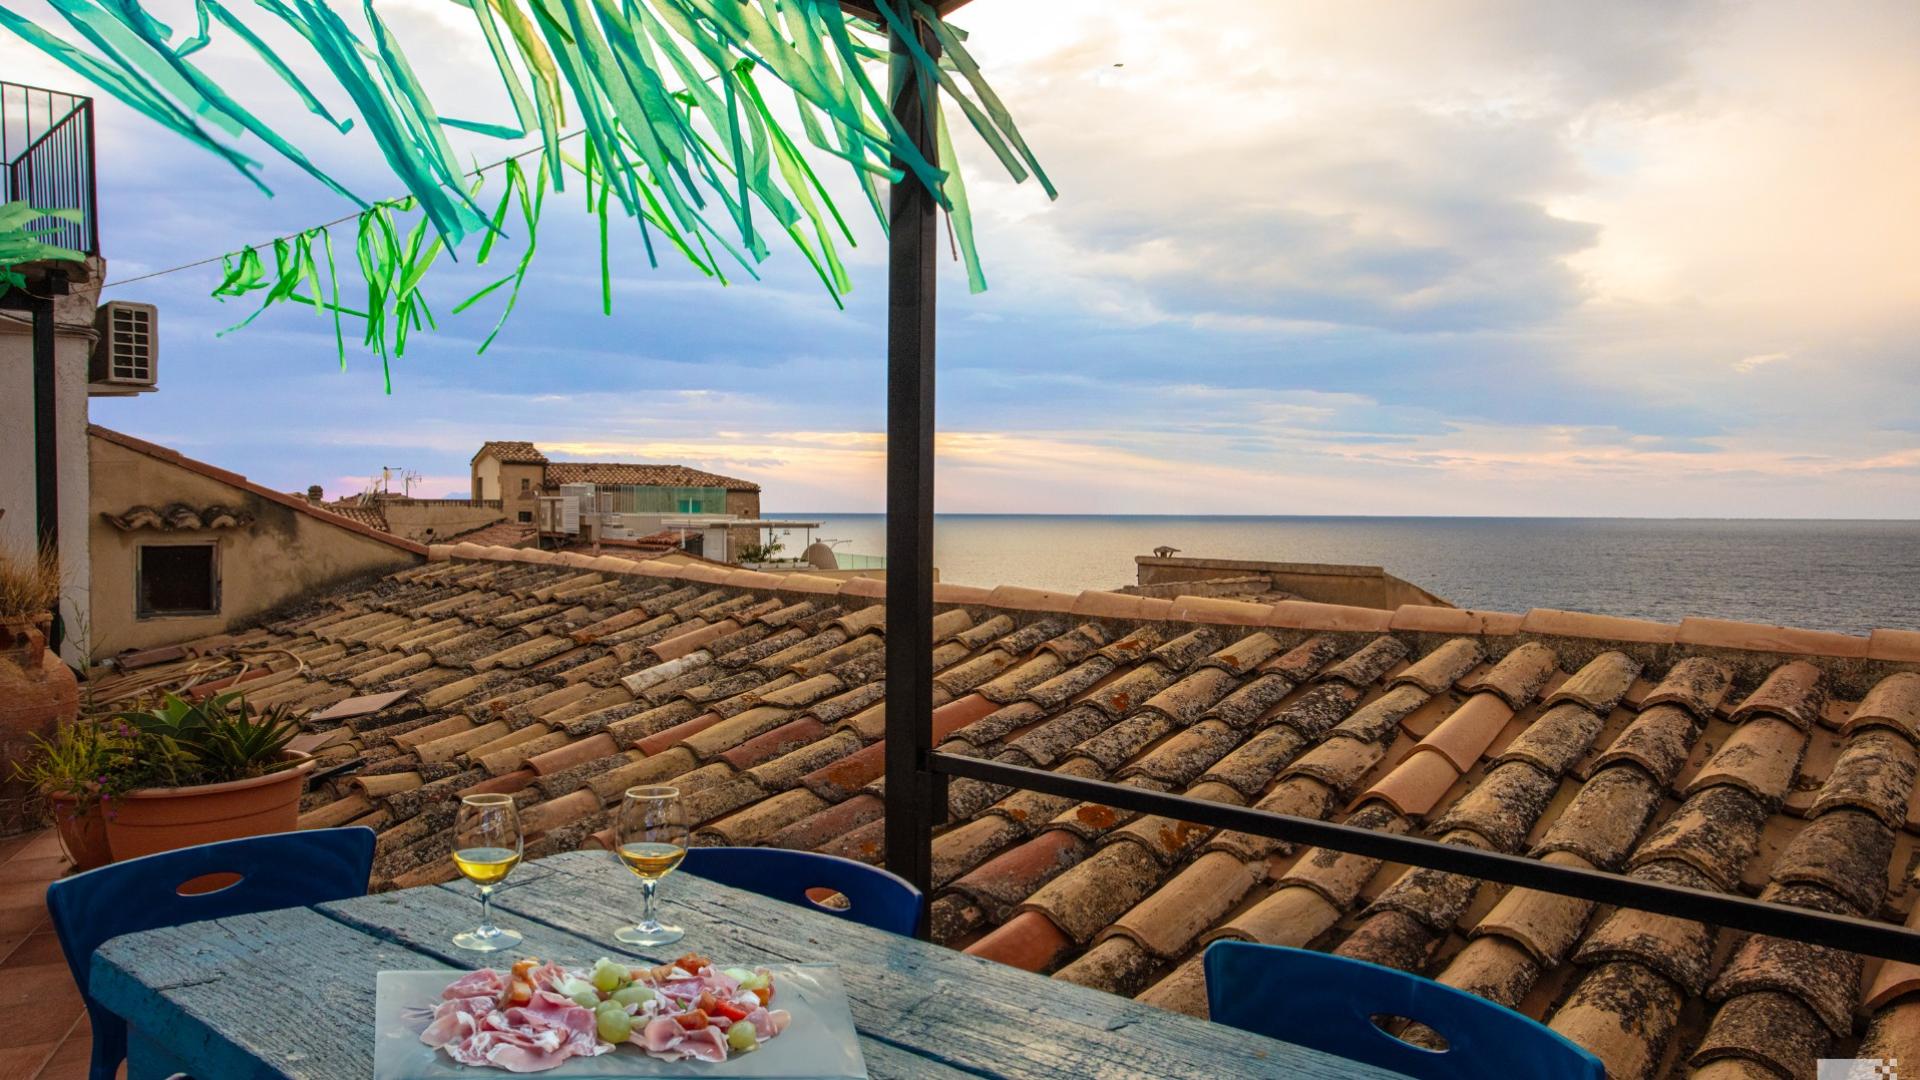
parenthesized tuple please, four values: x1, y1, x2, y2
(925, 754, 1920, 962)
(2, 81, 99, 256)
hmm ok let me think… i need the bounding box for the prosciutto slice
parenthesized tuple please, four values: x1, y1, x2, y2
(441, 969, 507, 1001)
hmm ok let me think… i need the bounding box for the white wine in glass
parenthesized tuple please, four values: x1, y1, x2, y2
(451, 793, 524, 952)
(614, 785, 687, 946)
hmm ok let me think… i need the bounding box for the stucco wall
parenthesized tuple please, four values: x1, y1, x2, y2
(0, 280, 98, 665)
(725, 489, 762, 561)
(473, 456, 500, 500)
(380, 502, 505, 543)
(89, 434, 421, 653)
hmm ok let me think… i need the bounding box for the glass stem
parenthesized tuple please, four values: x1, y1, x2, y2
(641, 878, 658, 928)
(478, 884, 497, 937)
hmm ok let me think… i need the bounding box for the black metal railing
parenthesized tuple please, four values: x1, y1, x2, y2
(926, 753, 1920, 963)
(2, 81, 99, 256)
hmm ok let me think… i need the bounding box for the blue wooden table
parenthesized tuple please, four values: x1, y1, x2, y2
(90, 850, 1394, 1079)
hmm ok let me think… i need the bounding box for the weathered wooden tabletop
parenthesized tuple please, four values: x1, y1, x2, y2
(90, 850, 1393, 1079)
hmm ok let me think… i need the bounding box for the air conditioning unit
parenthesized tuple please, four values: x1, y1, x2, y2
(90, 301, 158, 388)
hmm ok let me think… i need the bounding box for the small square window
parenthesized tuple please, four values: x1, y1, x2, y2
(520, 477, 531, 493)
(138, 544, 219, 617)
(517, 511, 533, 523)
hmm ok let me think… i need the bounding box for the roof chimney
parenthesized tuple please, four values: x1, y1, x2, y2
(307, 485, 324, 504)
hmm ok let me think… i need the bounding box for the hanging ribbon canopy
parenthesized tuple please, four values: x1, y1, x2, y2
(0, 0, 1053, 387)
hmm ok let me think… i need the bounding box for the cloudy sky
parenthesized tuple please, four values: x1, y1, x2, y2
(11, 0, 1918, 515)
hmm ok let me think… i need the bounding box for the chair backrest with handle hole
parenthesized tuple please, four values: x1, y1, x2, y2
(1203, 941, 1604, 1080)
(680, 846, 922, 936)
(46, 827, 376, 1080)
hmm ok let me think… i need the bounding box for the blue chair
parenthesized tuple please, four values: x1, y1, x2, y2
(680, 846, 923, 937)
(1203, 941, 1604, 1080)
(47, 826, 376, 1080)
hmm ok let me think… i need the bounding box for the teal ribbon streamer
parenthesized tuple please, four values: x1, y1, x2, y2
(4, 0, 1056, 384)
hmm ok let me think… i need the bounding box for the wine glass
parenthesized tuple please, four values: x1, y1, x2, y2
(613, 785, 688, 945)
(451, 792, 524, 952)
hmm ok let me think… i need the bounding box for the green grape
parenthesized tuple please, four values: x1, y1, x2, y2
(591, 964, 625, 993)
(570, 990, 601, 1009)
(595, 1004, 633, 1043)
(727, 1023, 758, 1053)
(612, 984, 654, 1007)
(738, 972, 770, 992)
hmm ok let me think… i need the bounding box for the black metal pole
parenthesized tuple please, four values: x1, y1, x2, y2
(30, 290, 61, 652)
(882, 12, 940, 926)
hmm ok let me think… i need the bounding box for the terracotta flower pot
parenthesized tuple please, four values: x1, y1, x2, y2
(48, 792, 111, 872)
(0, 616, 79, 837)
(104, 751, 316, 862)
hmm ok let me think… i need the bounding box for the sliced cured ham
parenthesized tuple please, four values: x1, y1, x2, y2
(441, 969, 507, 1001)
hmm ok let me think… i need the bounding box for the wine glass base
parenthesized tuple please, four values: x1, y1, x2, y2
(615, 922, 683, 946)
(453, 926, 524, 952)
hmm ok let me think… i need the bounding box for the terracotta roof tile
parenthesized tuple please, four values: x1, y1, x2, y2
(1497, 703, 1610, 778)
(964, 909, 1073, 973)
(1689, 990, 1829, 1080)
(1389, 636, 1484, 694)
(1518, 607, 1678, 644)
(1429, 761, 1559, 852)
(1710, 922, 1861, 1036)
(1680, 716, 1808, 807)
(940, 827, 1087, 928)
(1255, 634, 1343, 680)
(1457, 643, 1559, 709)
(1388, 604, 1523, 636)
(1868, 628, 1920, 663)
(1282, 735, 1388, 797)
(1067, 590, 1154, 620)
(1165, 594, 1272, 626)
(1542, 651, 1642, 714)
(1727, 660, 1827, 730)
(1677, 616, 1870, 658)
(1847, 671, 1920, 741)
(1470, 850, 1598, 965)
(1630, 785, 1770, 890)
(1809, 730, 1919, 828)
(1415, 694, 1517, 772)
(1591, 704, 1705, 786)
(1264, 600, 1394, 633)
(1318, 635, 1411, 687)
(1769, 807, 1897, 913)
(1432, 935, 1540, 1009)
(1357, 749, 1461, 818)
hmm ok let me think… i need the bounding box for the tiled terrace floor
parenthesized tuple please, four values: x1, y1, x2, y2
(0, 828, 94, 1080)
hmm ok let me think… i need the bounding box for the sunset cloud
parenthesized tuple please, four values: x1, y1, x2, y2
(14, 0, 1908, 518)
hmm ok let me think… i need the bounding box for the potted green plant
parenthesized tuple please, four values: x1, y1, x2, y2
(97, 691, 315, 861)
(0, 542, 79, 836)
(11, 719, 119, 870)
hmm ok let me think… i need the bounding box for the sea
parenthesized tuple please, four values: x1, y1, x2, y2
(762, 515, 1920, 637)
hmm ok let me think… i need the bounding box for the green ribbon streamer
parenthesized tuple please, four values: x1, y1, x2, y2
(0, 203, 87, 295)
(5, 0, 1055, 385)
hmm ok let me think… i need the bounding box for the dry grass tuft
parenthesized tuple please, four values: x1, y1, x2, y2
(0, 543, 60, 619)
